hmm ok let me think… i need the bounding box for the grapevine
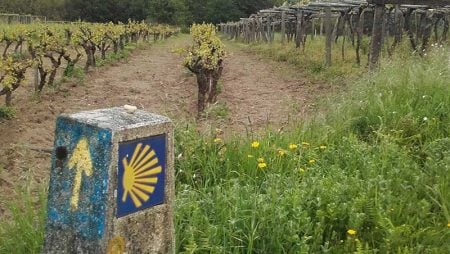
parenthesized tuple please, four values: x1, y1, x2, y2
(182, 23, 225, 115)
(0, 21, 178, 107)
(0, 56, 32, 106)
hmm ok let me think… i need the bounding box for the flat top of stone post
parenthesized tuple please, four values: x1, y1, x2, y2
(62, 107, 171, 131)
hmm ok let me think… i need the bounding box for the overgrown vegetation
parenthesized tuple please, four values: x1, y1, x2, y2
(174, 45, 450, 252)
(228, 34, 372, 84)
(0, 38, 448, 254)
(0, 188, 46, 254)
(0, 0, 285, 24)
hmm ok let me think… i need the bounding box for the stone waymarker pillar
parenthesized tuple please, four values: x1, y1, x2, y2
(43, 107, 174, 253)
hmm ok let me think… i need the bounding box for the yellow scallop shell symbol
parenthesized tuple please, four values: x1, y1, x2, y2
(107, 236, 125, 254)
(122, 143, 162, 208)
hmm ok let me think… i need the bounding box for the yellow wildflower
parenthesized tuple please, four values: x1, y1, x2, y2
(213, 138, 222, 144)
(347, 229, 357, 236)
(247, 155, 254, 158)
(289, 144, 298, 150)
(258, 162, 267, 169)
(298, 168, 305, 173)
(319, 145, 327, 150)
(257, 157, 265, 163)
(308, 159, 316, 164)
(278, 149, 286, 157)
(251, 141, 260, 148)
(447, 222, 450, 228)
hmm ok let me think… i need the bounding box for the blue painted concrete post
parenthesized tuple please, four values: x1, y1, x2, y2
(43, 107, 174, 253)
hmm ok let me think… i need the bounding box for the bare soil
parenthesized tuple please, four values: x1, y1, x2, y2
(0, 35, 330, 213)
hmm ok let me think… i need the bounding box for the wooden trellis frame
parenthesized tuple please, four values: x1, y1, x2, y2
(0, 13, 47, 24)
(218, 0, 450, 70)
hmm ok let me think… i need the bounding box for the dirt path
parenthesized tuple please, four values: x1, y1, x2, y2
(220, 42, 325, 130)
(0, 35, 328, 212)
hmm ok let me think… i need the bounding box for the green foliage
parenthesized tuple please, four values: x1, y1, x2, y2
(235, 35, 365, 84)
(147, 0, 277, 25)
(183, 23, 225, 72)
(0, 106, 15, 119)
(175, 46, 450, 252)
(64, 0, 148, 23)
(0, 0, 282, 25)
(1, 35, 449, 254)
(203, 102, 230, 120)
(63, 66, 84, 79)
(0, 21, 177, 106)
(0, 56, 31, 90)
(0, 0, 65, 20)
(0, 189, 47, 254)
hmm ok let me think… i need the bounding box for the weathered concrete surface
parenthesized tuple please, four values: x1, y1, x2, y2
(43, 107, 174, 254)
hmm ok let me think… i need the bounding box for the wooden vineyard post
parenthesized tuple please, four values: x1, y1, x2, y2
(369, 4, 385, 71)
(296, 11, 303, 48)
(34, 66, 39, 92)
(281, 11, 286, 44)
(43, 107, 175, 253)
(267, 16, 272, 43)
(325, 6, 333, 67)
(312, 18, 316, 39)
(356, 7, 366, 65)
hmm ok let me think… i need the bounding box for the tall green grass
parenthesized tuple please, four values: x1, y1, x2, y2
(226, 35, 369, 84)
(175, 45, 450, 253)
(0, 189, 46, 254)
(228, 33, 439, 86)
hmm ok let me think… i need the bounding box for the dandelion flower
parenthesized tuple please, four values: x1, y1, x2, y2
(258, 162, 267, 169)
(278, 149, 286, 157)
(214, 138, 222, 144)
(251, 141, 260, 148)
(319, 145, 327, 150)
(289, 144, 298, 150)
(308, 159, 316, 164)
(447, 222, 450, 228)
(347, 229, 357, 236)
(257, 157, 265, 163)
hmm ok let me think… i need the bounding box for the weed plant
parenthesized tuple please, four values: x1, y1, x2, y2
(0, 189, 46, 254)
(0, 106, 15, 120)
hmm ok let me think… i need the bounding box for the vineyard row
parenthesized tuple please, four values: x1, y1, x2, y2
(0, 21, 178, 106)
(219, 1, 450, 69)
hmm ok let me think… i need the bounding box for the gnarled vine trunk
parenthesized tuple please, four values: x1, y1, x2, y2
(193, 59, 224, 116)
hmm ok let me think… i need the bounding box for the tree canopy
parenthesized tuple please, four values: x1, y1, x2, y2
(0, 0, 285, 25)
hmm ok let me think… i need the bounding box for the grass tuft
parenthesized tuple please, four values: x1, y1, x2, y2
(0, 188, 46, 254)
(0, 106, 15, 120)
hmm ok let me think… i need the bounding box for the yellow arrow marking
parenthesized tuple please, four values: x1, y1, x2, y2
(68, 138, 93, 211)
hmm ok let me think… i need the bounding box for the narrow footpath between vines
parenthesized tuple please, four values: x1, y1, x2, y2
(0, 34, 329, 212)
